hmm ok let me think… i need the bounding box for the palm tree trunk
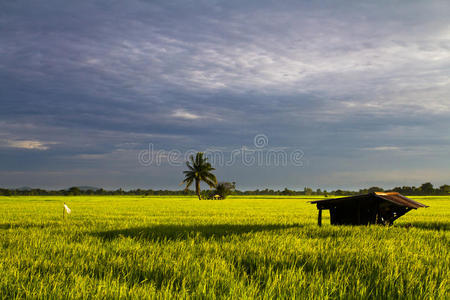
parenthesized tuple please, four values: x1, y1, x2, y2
(195, 179, 201, 200)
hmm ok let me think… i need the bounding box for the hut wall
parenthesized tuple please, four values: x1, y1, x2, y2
(329, 198, 379, 225)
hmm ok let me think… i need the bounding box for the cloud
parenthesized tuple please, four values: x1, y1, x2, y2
(363, 146, 401, 151)
(171, 109, 201, 120)
(4, 140, 51, 150)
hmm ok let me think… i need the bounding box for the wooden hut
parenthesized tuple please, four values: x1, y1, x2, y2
(310, 192, 428, 226)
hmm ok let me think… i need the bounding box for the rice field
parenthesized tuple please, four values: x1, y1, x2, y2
(0, 195, 448, 299)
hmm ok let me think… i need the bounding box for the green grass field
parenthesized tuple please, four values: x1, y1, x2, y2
(0, 196, 448, 299)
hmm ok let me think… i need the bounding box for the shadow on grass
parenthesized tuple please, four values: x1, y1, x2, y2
(0, 222, 59, 230)
(396, 221, 449, 231)
(92, 223, 302, 241)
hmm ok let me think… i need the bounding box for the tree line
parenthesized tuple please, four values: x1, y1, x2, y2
(1, 182, 449, 197)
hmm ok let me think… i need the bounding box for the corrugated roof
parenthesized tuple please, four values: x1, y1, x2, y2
(373, 192, 428, 208)
(310, 192, 428, 209)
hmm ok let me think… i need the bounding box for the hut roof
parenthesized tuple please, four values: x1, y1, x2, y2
(310, 192, 428, 209)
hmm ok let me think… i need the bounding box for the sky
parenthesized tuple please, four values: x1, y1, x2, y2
(1, 0, 449, 190)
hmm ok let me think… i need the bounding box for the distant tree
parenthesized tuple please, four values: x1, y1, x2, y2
(281, 188, 294, 196)
(304, 187, 313, 196)
(420, 182, 434, 195)
(393, 186, 416, 195)
(0, 189, 12, 196)
(439, 184, 450, 194)
(182, 152, 217, 200)
(114, 188, 124, 195)
(335, 189, 344, 196)
(368, 187, 384, 193)
(67, 187, 81, 196)
(214, 182, 235, 199)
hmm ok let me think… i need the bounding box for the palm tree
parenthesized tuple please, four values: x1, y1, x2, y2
(182, 152, 217, 200)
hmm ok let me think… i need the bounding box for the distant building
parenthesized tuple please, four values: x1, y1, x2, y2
(310, 192, 428, 226)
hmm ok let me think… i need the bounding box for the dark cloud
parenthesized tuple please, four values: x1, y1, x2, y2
(1, 0, 449, 189)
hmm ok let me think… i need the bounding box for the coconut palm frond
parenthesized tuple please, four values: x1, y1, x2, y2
(181, 152, 217, 200)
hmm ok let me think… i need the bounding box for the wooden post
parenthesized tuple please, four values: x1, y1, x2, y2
(357, 201, 361, 224)
(375, 200, 380, 224)
(318, 209, 322, 226)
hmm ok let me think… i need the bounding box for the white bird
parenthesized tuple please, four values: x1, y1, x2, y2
(64, 203, 71, 214)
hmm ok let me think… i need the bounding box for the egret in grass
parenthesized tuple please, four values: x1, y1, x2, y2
(182, 152, 217, 200)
